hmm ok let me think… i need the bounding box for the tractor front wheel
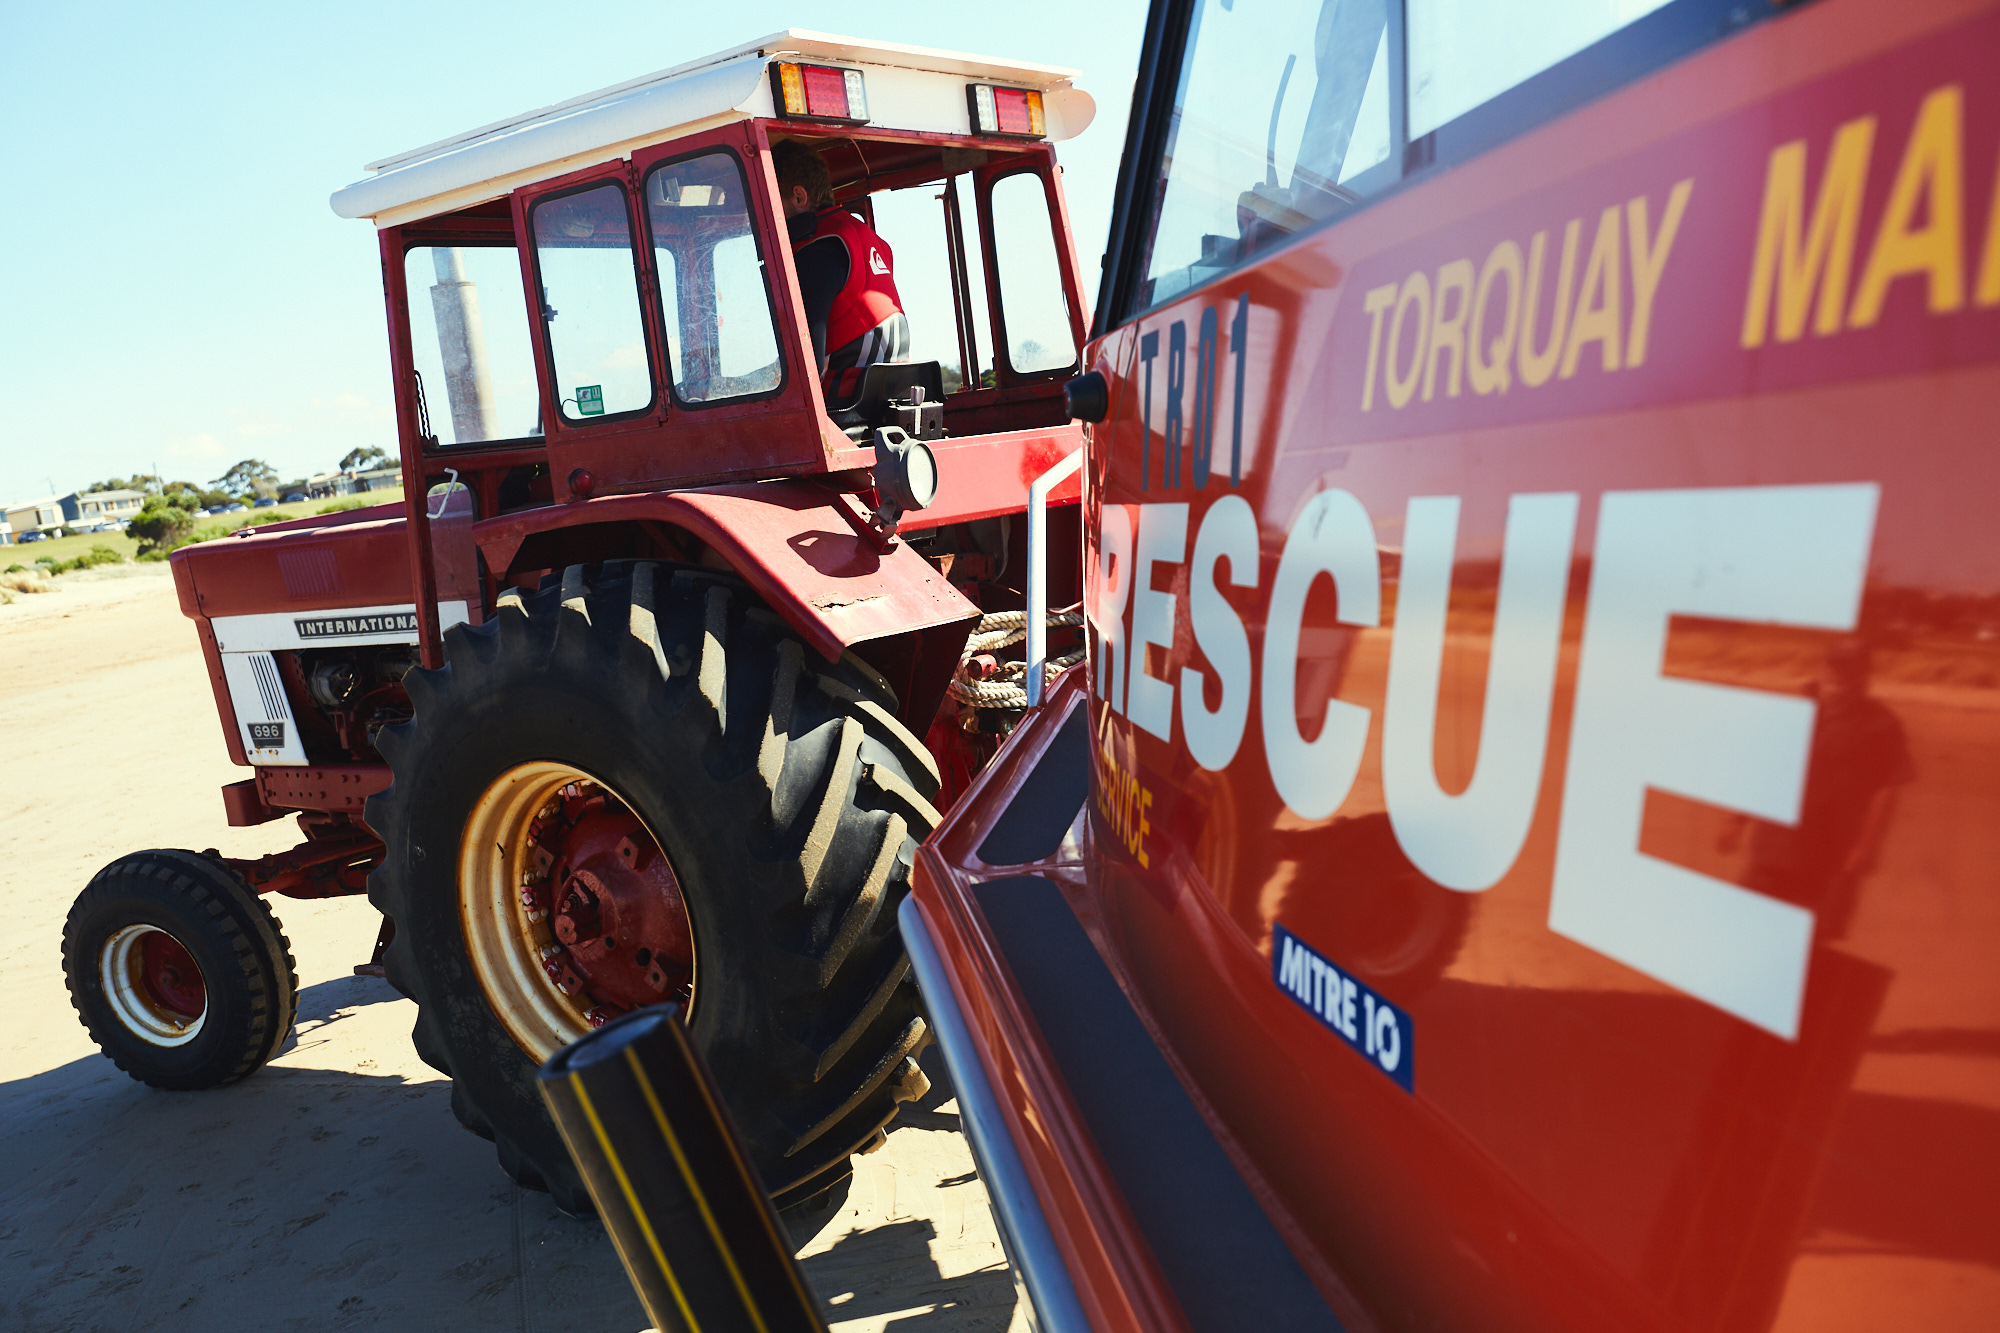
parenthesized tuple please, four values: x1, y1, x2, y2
(63, 849, 299, 1090)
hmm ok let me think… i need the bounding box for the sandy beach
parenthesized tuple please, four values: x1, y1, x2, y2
(0, 562, 1022, 1332)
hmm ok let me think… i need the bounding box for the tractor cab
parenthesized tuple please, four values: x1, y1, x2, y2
(332, 31, 1097, 516)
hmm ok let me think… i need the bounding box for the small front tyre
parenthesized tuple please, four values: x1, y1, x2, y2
(63, 849, 299, 1090)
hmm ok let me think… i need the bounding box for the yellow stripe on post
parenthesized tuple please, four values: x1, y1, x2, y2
(571, 1072, 706, 1333)
(625, 1047, 774, 1333)
(535, 1006, 830, 1333)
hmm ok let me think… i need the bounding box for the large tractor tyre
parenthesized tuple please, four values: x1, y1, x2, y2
(365, 561, 943, 1215)
(63, 849, 299, 1090)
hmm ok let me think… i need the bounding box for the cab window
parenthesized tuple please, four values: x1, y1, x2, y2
(529, 182, 655, 422)
(1120, 0, 1743, 322)
(403, 244, 545, 444)
(1407, 0, 1674, 138)
(645, 152, 784, 405)
(1140, 0, 1393, 308)
(871, 180, 994, 393)
(988, 171, 1078, 376)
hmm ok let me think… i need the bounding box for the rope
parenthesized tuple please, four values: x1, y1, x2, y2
(951, 611, 1085, 710)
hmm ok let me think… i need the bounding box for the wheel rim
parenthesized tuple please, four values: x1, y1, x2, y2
(100, 925, 208, 1046)
(460, 762, 696, 1061)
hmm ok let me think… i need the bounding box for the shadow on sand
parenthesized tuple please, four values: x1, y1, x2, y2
(803, 1217, 1019, 1332)
(0, 976, 646, 1333)
(3, 977, 1017, 1332)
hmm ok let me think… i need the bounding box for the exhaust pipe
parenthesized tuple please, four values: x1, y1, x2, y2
(537, 1006, 828, 1333)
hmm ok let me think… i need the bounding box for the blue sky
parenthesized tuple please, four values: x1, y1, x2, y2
(0, 1, 1148, 502)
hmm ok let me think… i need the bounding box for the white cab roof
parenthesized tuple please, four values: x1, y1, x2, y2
(331, 30, 1092, 228)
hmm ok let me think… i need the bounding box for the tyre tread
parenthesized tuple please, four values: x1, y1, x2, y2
(816, 674, 942, 797)
(799, 717, 863, 900)
(809, 955, 914, 1082)
(812, 813, 905, 988)
(367, 559, 937, 1208)
(785, 1017, 929, 1157)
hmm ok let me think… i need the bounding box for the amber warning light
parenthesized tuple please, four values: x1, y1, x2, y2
(771, 61, 870, 124)
(968, 83, 1045, 138)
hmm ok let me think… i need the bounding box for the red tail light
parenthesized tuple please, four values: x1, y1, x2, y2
(771, 61, 870, 124)
(968, 83, 1046, 139)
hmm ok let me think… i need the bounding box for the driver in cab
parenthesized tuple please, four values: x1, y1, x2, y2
(772, 140, 911, 397)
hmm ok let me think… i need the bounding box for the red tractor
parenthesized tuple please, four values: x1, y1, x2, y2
(60, 30, 1094, 1217)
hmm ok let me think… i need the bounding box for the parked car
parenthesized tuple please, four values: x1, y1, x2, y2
(253, 498, 278, 508)
(281, 493, 306, 503)
(18, 531, 45, 543)
(223, 503, 246, 513)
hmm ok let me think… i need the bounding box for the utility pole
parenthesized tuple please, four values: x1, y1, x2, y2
(430, 248, 498, 444)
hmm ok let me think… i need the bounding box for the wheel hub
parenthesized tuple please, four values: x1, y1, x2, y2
(461, 763, 695, 1060)
(530, 794, 694, 1014)
(100, 924, 208, 1046)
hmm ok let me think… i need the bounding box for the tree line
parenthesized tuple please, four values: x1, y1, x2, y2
(86, 447, 391, 507)
(106, 447, 394, 552)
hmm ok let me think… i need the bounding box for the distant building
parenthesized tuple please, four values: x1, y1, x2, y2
(0, 520, 13, 546)
(61, 489, 146, 526)
(4, 497, 67, 540)
(301, 467, 402, 500)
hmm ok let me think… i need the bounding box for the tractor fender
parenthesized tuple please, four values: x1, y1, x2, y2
(473, 480, 979, 709)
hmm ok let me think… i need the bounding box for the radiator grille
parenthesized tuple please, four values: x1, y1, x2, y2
(248, 654, 288, 720)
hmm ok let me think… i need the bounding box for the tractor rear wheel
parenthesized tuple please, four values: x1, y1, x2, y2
(365, 562, 942, 1214)
(63, 849, 299, 1090)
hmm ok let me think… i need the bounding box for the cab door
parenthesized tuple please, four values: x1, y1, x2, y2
(629, 124, 832, 483)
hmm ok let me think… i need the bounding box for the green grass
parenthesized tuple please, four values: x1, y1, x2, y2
(16, 529, 141, 565)
(9, 488, 407, 567)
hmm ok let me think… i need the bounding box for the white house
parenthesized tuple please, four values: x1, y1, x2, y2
(61, 489, 146, 527)
(3, 497, 67, 540)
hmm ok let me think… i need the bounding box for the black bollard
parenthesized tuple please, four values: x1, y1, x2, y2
(537, 1005, 829, 1333)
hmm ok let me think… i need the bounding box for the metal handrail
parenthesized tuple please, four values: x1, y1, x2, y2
(1025, 447, 1084, 706)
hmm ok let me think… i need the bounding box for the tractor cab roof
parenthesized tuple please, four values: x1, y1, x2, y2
(330, 30, 1094, 228)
